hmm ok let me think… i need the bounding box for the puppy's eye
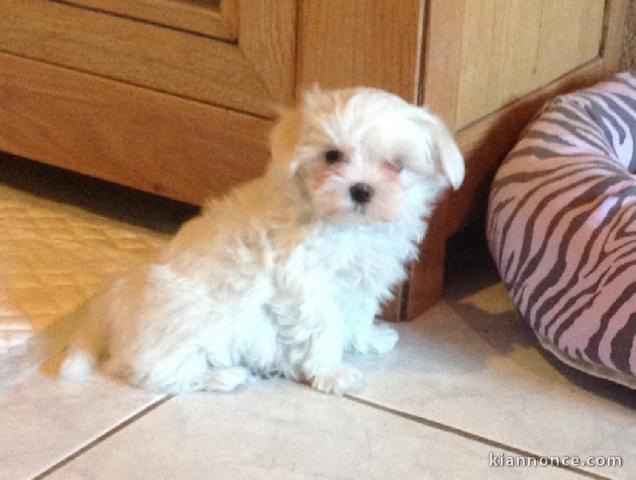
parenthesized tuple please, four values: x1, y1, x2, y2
(324, 149, 343, 164)
(385, 158, 404, 173)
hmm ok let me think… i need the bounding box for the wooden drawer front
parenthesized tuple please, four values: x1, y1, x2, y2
(0, 52, 271, 204)
(0, 0, 295, 116)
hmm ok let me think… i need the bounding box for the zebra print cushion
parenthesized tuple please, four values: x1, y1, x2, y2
(487, 71, 636, 389)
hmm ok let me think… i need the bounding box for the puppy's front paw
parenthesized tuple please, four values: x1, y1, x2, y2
(310, 365, 363, 395)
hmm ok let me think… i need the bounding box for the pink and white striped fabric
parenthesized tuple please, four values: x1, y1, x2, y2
(487, 71, 636, 388)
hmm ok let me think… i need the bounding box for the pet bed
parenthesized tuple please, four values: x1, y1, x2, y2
(487, 71, 636, 389)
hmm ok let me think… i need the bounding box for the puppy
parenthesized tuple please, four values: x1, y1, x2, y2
(1, 87, 464, 395)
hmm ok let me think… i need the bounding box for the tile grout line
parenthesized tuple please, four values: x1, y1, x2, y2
(345, 395, 614, 480)
(23, 387, 619, 480)
(33, 395, 174, 480)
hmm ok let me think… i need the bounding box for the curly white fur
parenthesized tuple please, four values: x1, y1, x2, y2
(53, 87, 463, 395)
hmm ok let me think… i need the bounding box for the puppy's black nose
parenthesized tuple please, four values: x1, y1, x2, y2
(349, 183, 374, 204)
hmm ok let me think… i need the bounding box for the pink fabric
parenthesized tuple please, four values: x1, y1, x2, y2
(487, 71, 636, 386)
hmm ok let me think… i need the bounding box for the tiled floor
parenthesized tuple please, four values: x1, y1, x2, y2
(0, 156, 634, 480)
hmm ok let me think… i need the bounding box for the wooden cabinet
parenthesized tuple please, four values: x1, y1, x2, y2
(1, 0, 294, 115)
(0, 0, 629, 320)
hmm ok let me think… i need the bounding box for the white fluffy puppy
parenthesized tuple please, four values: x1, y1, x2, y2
(8, 87, 464, 395)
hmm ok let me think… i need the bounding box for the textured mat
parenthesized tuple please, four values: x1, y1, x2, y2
(0, 180, 168, 349)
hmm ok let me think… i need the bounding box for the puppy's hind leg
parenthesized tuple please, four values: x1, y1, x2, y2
(105, 346, 207, 394)
(107, 343, 251, 394)
(197, 366, 251, 392)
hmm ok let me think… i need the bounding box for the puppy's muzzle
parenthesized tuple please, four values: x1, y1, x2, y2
(349, 183, 374, 204)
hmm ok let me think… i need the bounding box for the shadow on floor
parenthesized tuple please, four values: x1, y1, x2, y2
(0, 152, 198, 234)
(445, 223, 636, 410)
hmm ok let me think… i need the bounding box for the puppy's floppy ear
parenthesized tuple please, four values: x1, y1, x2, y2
(413, 107, 465, 190)
(269, 106, 302, 176)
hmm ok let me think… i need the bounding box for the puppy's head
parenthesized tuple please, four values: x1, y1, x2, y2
(269, 87, 464, 225)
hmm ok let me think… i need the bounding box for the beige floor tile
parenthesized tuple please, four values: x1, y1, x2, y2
(46, 380, 580, 480)
(350, 284, 635, 479)
(0, 373, 162, 480)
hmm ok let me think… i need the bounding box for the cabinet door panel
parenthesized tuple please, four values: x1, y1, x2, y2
(426, 0, 605, 129)
(0, 0, 295, 116)
(423, 0, 627, 236)
(66, 0, 239, 40)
